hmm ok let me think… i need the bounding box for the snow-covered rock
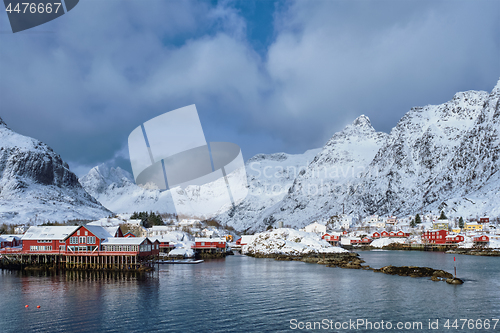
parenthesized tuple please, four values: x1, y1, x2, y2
(0, 117, 111, 224)
(242, 228, 347, 256)
(370, 238, 407, 248)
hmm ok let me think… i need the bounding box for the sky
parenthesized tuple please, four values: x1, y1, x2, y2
(0, 0, 499, 177)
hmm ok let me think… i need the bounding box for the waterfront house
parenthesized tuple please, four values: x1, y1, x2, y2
(421, 229, 448, 244)
(473, 235, 489, 245)
(445, 234, 464, 243)
(148, 236, 175, 253)
(235, 235, 253, 246)
(21, 226, 80, 253)
(0, 235, 22, 248)
(372, 231, 381, 239)
(322, 233, 341, 246)
(101, 237, 159, 257)
(380, 231, 390, 238)
(192, 237, 227, 254)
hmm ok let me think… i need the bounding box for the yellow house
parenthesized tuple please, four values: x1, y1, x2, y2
(465, 222, 483, 231)
(452, 228, 461, 233)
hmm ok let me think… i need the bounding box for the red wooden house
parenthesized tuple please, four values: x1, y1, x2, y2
(192, 237, 227, 253)
(473, 235, 489, 244)
(0, 235, 22, 249)
(421, 229, 448, 244)
(360, 237, 372, 244)
(479, 217, 490, 224)
(380, 231, 390, 238)
(322, 233, 341, 246)
(445, 234, 464, 243)
(396, 231, 410, 238)
(372, 232, 381, 239)
(101, 237, 159, 257)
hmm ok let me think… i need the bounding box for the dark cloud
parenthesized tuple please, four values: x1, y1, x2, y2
(0, 0, 498, 177)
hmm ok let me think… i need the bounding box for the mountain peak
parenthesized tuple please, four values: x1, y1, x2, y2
(352, 114, 371, 127)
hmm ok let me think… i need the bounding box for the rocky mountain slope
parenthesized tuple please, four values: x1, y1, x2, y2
(0, 117, 111, 224)
(256, 79, 500, 231)
(230, 115, 389, 232)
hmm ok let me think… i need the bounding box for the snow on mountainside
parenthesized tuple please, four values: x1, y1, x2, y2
(0, 117, 111, 224)
(214, 148, 320, 232)
(247, 115, 388, 231)
(79, 164, 176, 214)
(259, 79, 500, 231)
(80, 149, 320, 221)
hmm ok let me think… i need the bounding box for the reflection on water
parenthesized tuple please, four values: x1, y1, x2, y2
(0, 252, 499, 333)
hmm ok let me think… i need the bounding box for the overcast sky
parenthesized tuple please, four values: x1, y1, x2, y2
(1, 0, 499, 177)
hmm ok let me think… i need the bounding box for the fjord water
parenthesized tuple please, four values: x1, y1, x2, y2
(1, 251, 499, 333)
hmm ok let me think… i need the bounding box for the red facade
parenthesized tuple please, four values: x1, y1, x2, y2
(421, 230, 448, 244)
(446, 235, 464, 243)
(473, 235, 489, 243)
(192, 239, 226, 249)
(479, 218, 490, 224)
(372, 232, 380, 239)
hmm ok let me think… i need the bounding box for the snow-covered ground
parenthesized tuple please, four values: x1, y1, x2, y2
(242, 228, 347, 256)
(370, 238, 407, 248)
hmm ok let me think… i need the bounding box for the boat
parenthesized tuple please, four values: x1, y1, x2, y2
(156, 259, 204, 264)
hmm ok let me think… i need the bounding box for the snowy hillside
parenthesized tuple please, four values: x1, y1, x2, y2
(79, 164, 176, 214)
(80, 149, 320, 223)
(0, 117, 111, 224)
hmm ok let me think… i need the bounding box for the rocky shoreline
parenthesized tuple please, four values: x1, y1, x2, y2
(446, 248, 500, 256)
(246, 252, 464, 284)
(246, 252, 368, 269)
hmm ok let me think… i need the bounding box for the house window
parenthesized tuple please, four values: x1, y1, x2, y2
(79, 236, 86, 244)
(87, 236, 95, 244)
(59, 245, 65, 251)
(70, 237, 78, 244)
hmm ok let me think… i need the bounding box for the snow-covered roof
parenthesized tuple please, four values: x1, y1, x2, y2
(84, 225, 113, 240)
(195, 237, 226, 242)
(22, 226, 79, 241)
(103, 226, 120, 237)
(101, 237, 148, 245)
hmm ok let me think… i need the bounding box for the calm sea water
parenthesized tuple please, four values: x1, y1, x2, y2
(1, 251, 499, 332)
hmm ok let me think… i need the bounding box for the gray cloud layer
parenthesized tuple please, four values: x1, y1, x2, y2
(0, 0, 498, 176)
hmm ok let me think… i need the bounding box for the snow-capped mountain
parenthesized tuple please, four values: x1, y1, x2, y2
(235, 115, 389, 231)
(79, 164, 176, 214)
(0, 117, 111, 224)
(257, 79, 500, 230)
